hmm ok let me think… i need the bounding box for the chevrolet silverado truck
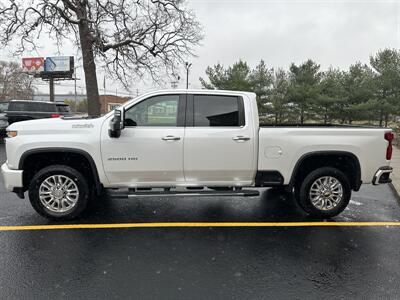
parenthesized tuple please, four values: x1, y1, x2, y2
(1, 90, 394, 220)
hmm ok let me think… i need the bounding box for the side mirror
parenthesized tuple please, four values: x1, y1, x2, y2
(109, 107, 125, 138)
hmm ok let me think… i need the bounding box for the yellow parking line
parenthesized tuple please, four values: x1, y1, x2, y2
(0, 221, 399, 231)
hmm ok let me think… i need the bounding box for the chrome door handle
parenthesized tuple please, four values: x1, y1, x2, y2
(162, 135, 181, 141)
(232, 136, 250, 141)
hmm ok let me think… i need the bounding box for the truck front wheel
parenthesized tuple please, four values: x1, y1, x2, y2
(296, 167, 351, 218)
(28, 165, 90, 220)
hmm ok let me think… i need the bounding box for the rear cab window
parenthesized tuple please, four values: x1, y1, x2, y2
(57, 105, 70, 113)
(188, 94, 245, 127)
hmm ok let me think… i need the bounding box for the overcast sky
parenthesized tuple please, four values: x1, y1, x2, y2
(1, 0, 399, 96)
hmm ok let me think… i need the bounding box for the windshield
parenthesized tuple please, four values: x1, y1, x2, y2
(0, 102, 9, 113)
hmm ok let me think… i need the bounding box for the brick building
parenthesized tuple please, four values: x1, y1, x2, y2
(99, 95, 131, 114)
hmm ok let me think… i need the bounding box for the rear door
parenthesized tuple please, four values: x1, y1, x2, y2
(183, 94, 255, 185)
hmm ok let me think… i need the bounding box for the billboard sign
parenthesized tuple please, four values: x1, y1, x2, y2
(22, 56, 74, 79)
(44, 56, 74, 73)
(22, 57, 44, 73)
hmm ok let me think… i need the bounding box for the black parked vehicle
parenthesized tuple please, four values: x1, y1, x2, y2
(6, 100, 71, 125)
(0, 102, 9, 134)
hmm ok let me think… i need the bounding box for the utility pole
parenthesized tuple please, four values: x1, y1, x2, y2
(185, 62, 192, 89)
(72, 66, 80, 113)
(74, 76, 77, 112)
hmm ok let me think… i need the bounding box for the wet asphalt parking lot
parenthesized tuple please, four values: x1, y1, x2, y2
(0, 143, 400, 299)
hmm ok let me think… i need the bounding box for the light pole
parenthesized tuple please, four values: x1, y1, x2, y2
(73, 66, 80, 113)
(185, 62, 192, 89)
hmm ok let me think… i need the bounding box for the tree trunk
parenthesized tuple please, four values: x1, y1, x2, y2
(379, 109, 383, 127)
(300, 108, 304, 124)
(384, 112, 389, 127)
(324, 107, 327, 124)
(77, 5, 100, 117)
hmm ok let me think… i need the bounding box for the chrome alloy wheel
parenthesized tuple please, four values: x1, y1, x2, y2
(309, 176, 343, 211)
(39, 175, 79, 213)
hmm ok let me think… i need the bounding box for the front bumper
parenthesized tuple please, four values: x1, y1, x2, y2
(1, 163, 23, 192)
(372, 166, 393, 185)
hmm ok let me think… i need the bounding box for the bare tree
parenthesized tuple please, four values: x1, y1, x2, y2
(0, 61, 35, 100)
(0, 0, 202, 116)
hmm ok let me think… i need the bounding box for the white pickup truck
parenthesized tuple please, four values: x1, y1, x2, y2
(1, 89, 394, 220)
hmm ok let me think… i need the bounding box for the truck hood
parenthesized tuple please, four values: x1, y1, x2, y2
(7, 116, 105, 133)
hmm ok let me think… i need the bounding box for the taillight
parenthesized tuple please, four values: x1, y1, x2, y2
(51, 114, 61, 118)
(384, 131, 394, 160)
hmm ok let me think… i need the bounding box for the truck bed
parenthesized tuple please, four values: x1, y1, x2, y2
(257, 125, 390, 185)
(259, 123, 383, 128)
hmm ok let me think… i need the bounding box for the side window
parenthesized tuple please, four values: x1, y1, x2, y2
(10, 102, 26, 111)
(40, 103, 54, 112)
(124, 95, 179, 127)
(28, 103, 41, 112)
(47, 104, 57, 112)
(36, 103, 45, 112)
(193, 95, 243, 127)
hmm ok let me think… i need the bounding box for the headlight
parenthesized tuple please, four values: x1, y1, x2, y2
(6, 130, 17, 138)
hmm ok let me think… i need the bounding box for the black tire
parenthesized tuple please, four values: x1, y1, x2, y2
(296, 167, 351, 218)
(28, 165, 90, 220)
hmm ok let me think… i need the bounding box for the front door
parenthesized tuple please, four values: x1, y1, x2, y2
(101, 94, 186, 186)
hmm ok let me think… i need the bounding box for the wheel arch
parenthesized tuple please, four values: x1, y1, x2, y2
(19, 148, 102, 195)
(289, 151, 362, 191)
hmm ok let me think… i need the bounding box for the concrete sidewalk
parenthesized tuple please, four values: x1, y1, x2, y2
(390, 145, 400, 196)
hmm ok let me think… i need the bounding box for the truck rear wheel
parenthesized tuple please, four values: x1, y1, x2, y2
(296, 167, 351, 218)
(28, 165, 90, 220)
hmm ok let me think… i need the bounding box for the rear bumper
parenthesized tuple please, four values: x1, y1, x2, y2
(372, 166, 393, 185)
(1, 163, 23, 192)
